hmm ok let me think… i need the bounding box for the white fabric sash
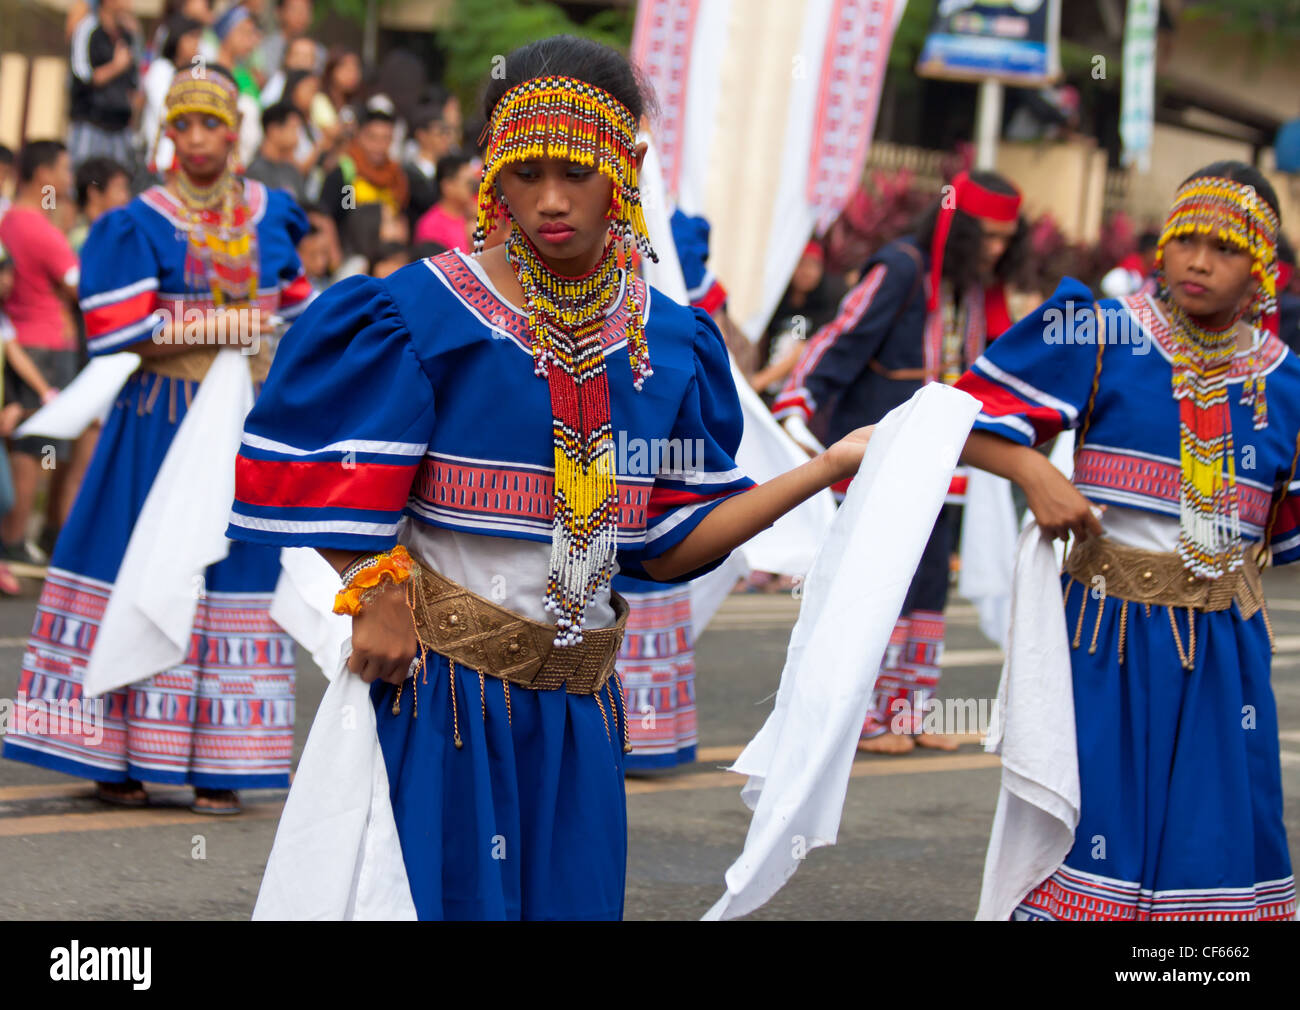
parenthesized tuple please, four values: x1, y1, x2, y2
(703, 383, 981, 920)
(84, 350, 253, 697)
(252, 640, 417, 920)
(15, 353, 140, 439)
(975, 522, 1079, 920)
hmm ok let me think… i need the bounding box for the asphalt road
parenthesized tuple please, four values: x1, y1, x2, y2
(1, 568, 1298, 921)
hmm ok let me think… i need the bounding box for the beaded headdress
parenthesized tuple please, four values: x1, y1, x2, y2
(476, 74, 657, 646)
(162, 69, 258, 310)
(1154, 175, 1281, 579)
(474, 76, 655, 261)
(164, 68, 239, 131)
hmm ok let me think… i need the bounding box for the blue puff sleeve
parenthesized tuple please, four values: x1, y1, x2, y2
(617, 308, 755, 583)
(227, 274, 437, 551)
(79, 205, 166, 355)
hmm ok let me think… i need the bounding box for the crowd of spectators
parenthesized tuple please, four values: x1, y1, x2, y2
(0, 0, 479, 589)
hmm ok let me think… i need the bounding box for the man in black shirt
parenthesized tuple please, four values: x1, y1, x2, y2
(68, 0, 139, 171)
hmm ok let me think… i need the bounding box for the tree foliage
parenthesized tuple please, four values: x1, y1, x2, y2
(441, 0, 634, 111)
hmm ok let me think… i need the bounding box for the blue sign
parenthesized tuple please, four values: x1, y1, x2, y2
(917, 0, 1061, 85)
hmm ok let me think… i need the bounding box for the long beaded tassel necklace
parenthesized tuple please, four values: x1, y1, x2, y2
(506, 227, 646, 645)
(176, 167, 258, 307)
(1169, 301, 1244, 578)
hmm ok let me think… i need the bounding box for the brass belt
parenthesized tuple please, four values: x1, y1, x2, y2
(1062, 536, 1273, 669)
(138, 345, 273, 384)
(406, 560, 628, 695)
(1064, 536, 1264, 618)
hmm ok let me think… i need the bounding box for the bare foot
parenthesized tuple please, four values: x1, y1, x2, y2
(916, 733, 960, 751)
(857, 733, 916, 755)
(96, 779, 148, 807)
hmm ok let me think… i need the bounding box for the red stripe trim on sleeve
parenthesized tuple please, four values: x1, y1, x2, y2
(235, 456, 419, 512)
(692, 280, 727, 316)
(84, 289, 158, 339)
(646, 485, 739, 519)
(955, 372, 1064, 442)
(279, 273, 313, 308)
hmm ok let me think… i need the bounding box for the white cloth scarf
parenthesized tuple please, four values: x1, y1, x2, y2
(84, 350, 254, 697)
(975, 521, 1079, 920)
(704, 382, 981, 920)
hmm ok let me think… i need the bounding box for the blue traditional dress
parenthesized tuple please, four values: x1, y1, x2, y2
(613, 207, 730, 770)
(956, 279, 1297, 920)
(227, 249, 754, 919)
(2, 180, 313, 789)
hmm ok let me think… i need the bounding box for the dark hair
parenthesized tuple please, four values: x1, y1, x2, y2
(368, 241, 410, 272)
(1179, 160, 1283, 226)
(162, 14, 203, 64)
(18, 140, 65, 183)
(913, 170, 1029, 292)
(435, 152, 472, 198)
(323, 46, 361, 97)
(75, 156, 129, 210)
(412, 240, 448, 260)
(482, 34, 648, 126)
(1137, 229, 1160, 254)
(261, 101, 301, 132)
(282, 69, 317, 108)
(0, 145, 13, 167)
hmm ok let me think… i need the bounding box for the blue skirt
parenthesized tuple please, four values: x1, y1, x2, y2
(371, 654, 629, 920)
(3, 371, 294, 789)
(1016, 575, 1295, 920)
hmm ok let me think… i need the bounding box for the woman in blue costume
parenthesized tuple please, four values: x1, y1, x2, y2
(613, 206, 731, 772)
(957, 161, 1296, 920)
(228, 35, 878, 920)
(2, 67, 314, 814)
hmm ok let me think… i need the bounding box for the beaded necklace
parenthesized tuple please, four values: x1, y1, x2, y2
(478, 74, 660, 646)
(1154, 175, 1280, 578)
(176, 167, 259, 309)
(506, 227, 630, 645)
(1167, 301, 1244, 578)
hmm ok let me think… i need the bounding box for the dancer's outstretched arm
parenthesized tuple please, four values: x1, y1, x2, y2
(961, 430, 1103, 541)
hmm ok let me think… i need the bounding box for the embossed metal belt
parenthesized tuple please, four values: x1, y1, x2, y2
(1064, 535, 1264, 617)
(406, 560, 628, 694)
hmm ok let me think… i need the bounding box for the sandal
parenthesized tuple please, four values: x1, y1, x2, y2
(96, 779, 148, 807)
(191, 788, 242, 816)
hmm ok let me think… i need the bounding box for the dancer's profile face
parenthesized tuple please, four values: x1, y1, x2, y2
(1161, 227, 1257, 324)
(495, 135, 647, 274)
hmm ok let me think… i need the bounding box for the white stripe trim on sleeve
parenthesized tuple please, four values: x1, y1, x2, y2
(975, 411, 1035, 441)
(80, 276, 159, 311)
(87, 314, 160, 353)
(973, 354, 1080, 423)
(228, 513, 401, 538)
(240, 431, 428, 459)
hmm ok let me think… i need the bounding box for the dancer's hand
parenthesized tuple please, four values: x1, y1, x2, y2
(820, 425, 876, 484)
(1023, 457, 1104, 541)
(348, 582, 419, 685)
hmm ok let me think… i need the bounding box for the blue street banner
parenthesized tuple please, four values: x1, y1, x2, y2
(916, 0, 1062, 86)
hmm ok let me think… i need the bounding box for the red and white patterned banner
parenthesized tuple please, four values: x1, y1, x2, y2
(806, 0, 898, 231)
(631, 0, 701, 197)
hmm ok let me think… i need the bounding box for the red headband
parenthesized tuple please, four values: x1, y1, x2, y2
(928, 170, 1022, 312)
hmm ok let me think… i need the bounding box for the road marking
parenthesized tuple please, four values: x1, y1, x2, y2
(626, 751, 1001, 795)
(0, 800, 282, 837)
(0, 783, 88, 802)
